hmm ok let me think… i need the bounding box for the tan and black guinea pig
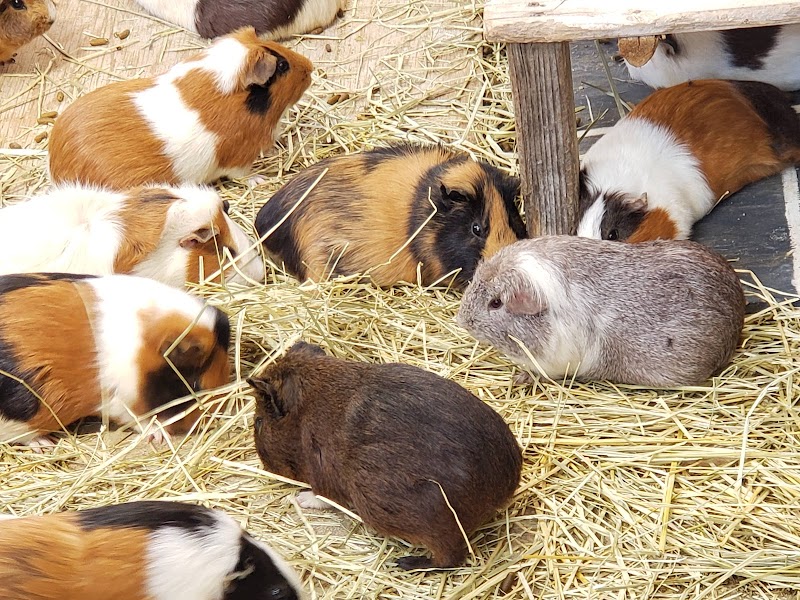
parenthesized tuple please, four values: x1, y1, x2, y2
(248, 341, 523, 570)
(0, 273, 230, 447)
(0, 185, 265, 287)
(254, 143, 527, 289)
(48, 27, 313, 189)
(0, 0, 56, 65)
(0, 501, 303, 600)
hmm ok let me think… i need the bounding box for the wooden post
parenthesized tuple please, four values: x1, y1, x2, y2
(507, 42, 579, 236)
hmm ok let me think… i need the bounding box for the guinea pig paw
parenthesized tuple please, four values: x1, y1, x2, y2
(146, 428, 170, 446)
(295, 490, 331, 510)
(246, 174, 269, 188)
(27, 435, 57, 453)
(395, 555, 434, 571)
(513, 371, 534, 386)
(0, 56, 16, 66)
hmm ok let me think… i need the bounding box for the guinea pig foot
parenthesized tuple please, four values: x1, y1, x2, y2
(27, 435, 58, 452)
(0, 56, 17, 66)
(395, 555, 435, 571)
(513, 371, 534, 385)
(246, 174, 270, 188)
(295, 490, 331, 510)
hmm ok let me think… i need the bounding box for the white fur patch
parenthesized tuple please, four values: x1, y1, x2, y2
(222, 214, 266, 283)
(0, 416, 36, 445)
(575, 196, 606, 239)
(133, 0, 200, 34)
(265, 0, 344, 40)
(0, 185, 125, 277)
(200, 38, 250, 95)
(86, 275, 218, 427)
(580, 116, 713, 239)
(627, 26, 800, 91)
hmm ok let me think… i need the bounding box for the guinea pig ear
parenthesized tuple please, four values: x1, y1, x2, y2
(288, 341, 326, 357)
(247, 377, 289, 420)
(439, 183, 470, 209)
(505, 287, 547, 316)
(180, 226, 218, 250)
(624, 192, 648, 212)
(161, 339, 205, 369)
(241, 50, 278, 88)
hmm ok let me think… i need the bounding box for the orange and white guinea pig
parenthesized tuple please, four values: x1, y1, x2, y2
(0, 273, 230, 447)
(48, 27, 313, 189)
(0, 501, 303, 600)
(0, 185, 265, 287)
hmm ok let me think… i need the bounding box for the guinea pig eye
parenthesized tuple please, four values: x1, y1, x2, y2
(254, 416, 263, 433)
(489, 297, 503, 310)
(471, 222, 485, 238)
(276, 58, 290, 74)
(607, 229, 619, 241)
(11, 0, 26, 9)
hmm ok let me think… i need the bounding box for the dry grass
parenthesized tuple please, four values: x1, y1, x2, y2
(2, 1, 800, 599)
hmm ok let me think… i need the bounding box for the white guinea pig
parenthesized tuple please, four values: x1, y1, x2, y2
(621, 25, 800, 91)
(0, 501, 303, 600)
(457, 236, 745, 388)
(0, 273, 231, 446)
(134, 0, 346, 40)
(48, 28, 313, 189)
(0, 185, 265, 287)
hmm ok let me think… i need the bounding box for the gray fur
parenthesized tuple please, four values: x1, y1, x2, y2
(457, 236, 745, 387)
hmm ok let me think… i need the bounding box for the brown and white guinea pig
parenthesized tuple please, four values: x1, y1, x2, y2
(0, 185, 265, 287)
(576, 79, 800, 242)
(457, 236, 745, 388)
(134, 0, 346, 40)
(248, 341, 522, 570)
(0, 501, 303, 600)
(254, 143, 527, 289)
(0, 273, 230, 446)
(48, 27, 313, 190)
(621, 25, 800, 91)
(0, 0, 55, 64)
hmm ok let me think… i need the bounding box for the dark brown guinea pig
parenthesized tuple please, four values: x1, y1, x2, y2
(247, 341, 523, 570)
(254, 143, 527, 289)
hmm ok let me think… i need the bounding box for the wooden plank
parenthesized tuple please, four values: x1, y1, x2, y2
(508, 42, 579, 236)
(485, 0, 800, 43)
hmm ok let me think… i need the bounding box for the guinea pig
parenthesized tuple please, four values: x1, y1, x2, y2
(247, 341, 522, 570)
(48, 27, 313, 190)
(0, 501, 303, 600)
(133, 0, 346, 40)
(0, 185, 265, 287)
(576, 79, 800, 242)
(0, 273, 230, 446)
(457, 236, 745, 388)
(0, 0, 55, 64)
(254, 143, 527, 289)
(620, 25, 800, 91)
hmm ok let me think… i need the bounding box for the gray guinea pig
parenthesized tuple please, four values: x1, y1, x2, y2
(247, 341, 522, 570)
(457, 236, 745, 387)
(133, 0, 346, 40)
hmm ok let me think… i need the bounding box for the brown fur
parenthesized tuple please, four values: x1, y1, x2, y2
(135, 308, 229, 434)
(627, 207, 678, 243)
(249, 342, 522, 569)
(0, 280, 102, 436)
(183, 202, 239, 284)
(0, 0, 54, 63)
(113, 188, 177, 274)
(631, 79, 799, 200)
(49, 28, 312, 189)
(0, 513, 149, 600)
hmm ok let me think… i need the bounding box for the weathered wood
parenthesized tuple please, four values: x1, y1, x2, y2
(486, 0, 800, 43)
(508, 42, 579, 237)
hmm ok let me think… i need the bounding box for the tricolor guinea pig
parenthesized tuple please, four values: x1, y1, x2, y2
(248, 341, 522, 570)
(254, 143, 527, 289)
(0, 0, 55, 64)
(0, 185, 265, 287)
(457, 236, 745, 388)
(0, 273, 230, 446)
(0, 501, 303, 600)
(134, 0, 346, 40)
(576, 79, 800, 242)
(620, 25, 800, 91)
(48, 27, 313, 189)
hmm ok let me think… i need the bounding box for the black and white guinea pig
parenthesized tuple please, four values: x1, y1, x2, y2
(0, 185, 265, 287)
(0, 273, 230, 447)
(0, 0, 55, 64)
(576, 79, 800, 242)
(248, 341, 522, 570)
(0, 501, 303, 600)
(134, 0, 346, 40)
(620, 25, 800, 91)
(254, 143, 527, 289)
(457, 236, 745, 388)
(49, 28, 313, 190)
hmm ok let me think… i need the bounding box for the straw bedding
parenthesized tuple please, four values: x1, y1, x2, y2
(2, 1, 800, 599)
